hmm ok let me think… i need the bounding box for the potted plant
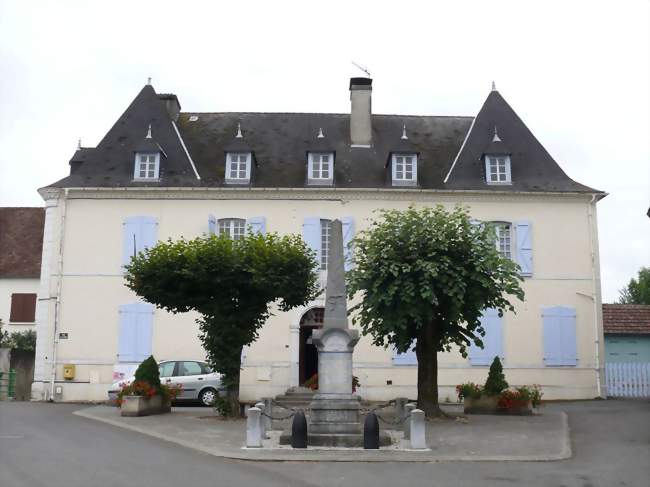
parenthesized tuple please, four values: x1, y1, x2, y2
(118, 356, 182, 417)
(458, 357, 542, 415)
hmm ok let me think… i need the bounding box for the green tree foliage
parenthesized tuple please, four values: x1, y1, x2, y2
(484, 356, 508, 396)
(125, 231, 318, 413)
(134, 355, 161, 389)
(0, 320, 36, 352)
(618, 267, 650, 305)
(347, 205, 524, 417)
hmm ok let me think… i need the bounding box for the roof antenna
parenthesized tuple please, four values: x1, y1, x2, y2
(146, 124, 152, 139)
(491, 81, 497, 92)
(401, 124, 408, 140)
(235, 123, 243, 138)
(317, 127, 325, 138)
(147, 77, 152, 86)
(351, 61, 371, 77)
(492, 126, 502, 142)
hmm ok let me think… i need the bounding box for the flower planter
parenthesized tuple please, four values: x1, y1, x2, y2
(120, 394, 171, 417)
(464, 396, 533, 415)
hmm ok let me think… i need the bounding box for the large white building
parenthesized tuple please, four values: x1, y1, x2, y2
(32, 78, 606, 403)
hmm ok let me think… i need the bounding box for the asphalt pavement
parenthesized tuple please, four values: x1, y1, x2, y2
(0, 399, 648, 487)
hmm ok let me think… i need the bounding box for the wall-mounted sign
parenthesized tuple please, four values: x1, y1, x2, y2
(59, 333, 69, 339)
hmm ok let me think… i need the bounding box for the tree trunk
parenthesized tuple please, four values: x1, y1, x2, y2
(415, 322, 444, 417)
(223, 346, 243, 417)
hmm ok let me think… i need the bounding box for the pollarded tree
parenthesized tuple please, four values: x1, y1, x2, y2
(347, 205, 524, 417)
(125, 231, 319, 413)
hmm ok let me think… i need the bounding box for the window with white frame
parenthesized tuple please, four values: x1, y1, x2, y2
(308, 153, 333, 184)
(218, 218, 246, 240)
(493, 223, 512, 260)
(485, 155, 511, 184)
(226, 153, 251, 182)
(391, 153, 417, 185)
(320, 219, 332, 270)
(134, 153, 160, 180)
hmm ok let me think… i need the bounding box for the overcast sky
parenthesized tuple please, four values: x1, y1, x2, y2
(0, 0, 648, 302)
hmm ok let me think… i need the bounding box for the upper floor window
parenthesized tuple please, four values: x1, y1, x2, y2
(391, 153, 417, 186)
(308, 153, 334, 185)
(226, 152, 251, 183)
(134, 153, 160, 180)
(218, 218, 246, 240)
(320, 219, 332, 270)
(493, 223, 512, 260)
(485, 155, 511, 184)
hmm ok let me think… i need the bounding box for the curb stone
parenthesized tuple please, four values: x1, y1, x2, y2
(73, 408, 572, 463)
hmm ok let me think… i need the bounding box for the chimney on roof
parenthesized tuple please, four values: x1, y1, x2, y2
(349, 77, 372, 146)
(158, 93, 181, 122)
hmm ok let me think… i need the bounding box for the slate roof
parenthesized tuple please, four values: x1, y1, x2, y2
(44, 83, 602, 194)
(603, 304, 650, 335)
(0, 207, 45, 278)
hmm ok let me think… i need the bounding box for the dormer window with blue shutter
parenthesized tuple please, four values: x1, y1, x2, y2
(391, 153, 418, 186)
(225, 152, 251, 184)
(307, 152, 334, 185)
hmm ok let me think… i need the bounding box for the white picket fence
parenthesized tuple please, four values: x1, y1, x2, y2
(606, 362, 650, 397)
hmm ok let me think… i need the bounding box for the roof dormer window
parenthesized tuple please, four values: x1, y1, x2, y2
(225, 152, 251, 184)
(391, 153, 417, 186)
(134, 153, 160, 180)
(308, 152, 334, 185)
(485, 155, 511, 184)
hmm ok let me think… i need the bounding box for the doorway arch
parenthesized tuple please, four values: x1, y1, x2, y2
(299, 307, 324, 385)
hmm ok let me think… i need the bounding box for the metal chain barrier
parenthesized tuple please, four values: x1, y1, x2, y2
(374, 411, 411, 426)
(260, 410, 296, 421)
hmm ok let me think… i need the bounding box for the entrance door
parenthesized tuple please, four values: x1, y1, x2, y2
(299, 308, 324, 385)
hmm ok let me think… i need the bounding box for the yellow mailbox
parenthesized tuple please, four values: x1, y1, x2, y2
(63, 364, 75, 380)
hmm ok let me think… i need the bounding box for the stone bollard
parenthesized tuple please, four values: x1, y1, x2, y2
(403, 402, 417, 440)
(246, 407, 263, 448)
(409, 409, 427, 449)
(255, 402, 267, 439)
(393, 397, 408, 429)
(262, 397, 273, 432)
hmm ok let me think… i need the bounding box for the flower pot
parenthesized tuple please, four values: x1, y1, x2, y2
(121, 394, 171, 417)
(497, 399, 533, 416)
(463, 395, 499, 414)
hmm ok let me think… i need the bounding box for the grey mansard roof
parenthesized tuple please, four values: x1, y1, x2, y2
(45, 84, 602, 194)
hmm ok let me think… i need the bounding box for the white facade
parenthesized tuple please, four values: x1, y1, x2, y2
(31, 186, 605, 403)
(0, 278, 39, 333)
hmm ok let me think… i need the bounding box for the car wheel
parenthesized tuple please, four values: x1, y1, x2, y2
(199, 388, 218, 406)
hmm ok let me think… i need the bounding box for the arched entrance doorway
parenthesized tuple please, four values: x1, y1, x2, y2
(299, 307, 324, 385)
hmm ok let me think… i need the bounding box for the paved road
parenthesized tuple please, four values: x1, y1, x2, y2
(0, 399, 648, 487)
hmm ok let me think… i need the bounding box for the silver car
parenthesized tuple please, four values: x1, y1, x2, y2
(108, 360, 224, 406)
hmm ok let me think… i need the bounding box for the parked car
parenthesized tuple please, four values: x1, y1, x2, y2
(108, 360, 224, 406)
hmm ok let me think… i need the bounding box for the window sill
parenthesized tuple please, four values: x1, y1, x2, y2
(224, 179, 251, 185)
(307, 178, 334, 186)
(391, 180, 418, 187)
(486, 181, 512, 186)
(132, 178, 161, 183)
(8, 322, 36, 325)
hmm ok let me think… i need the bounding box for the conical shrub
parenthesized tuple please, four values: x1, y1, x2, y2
(134, 355, 161, 389)
(484, 356, 508, 396)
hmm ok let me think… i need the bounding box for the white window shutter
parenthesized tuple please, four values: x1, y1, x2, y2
(247, 216, 267, 235)
(392, 343, 418, 365)
(208, 214, 217, 235)
(302, 217, 321, 266)
(134, 303, 154, 361)
(341, 216, 355, 271)
(468, 308, 503, 366)
(515, 220, 533, 277)
(118, 304, 137, 362)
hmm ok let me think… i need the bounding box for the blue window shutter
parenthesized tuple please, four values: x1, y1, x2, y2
(392, 343, 418, 365)
(134, 303, 154, 361)
(543, 306, 577, 366)
(302, 217, 321, 266)
(208, 214, 217, 235)
(247, 216, 267, 235)
(469, 308, 503, 366)
(515, 220, 533, 277)
(341, 217, 355, 271)
(123, 216, 158, 266)
(118, 304, 138, 362)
